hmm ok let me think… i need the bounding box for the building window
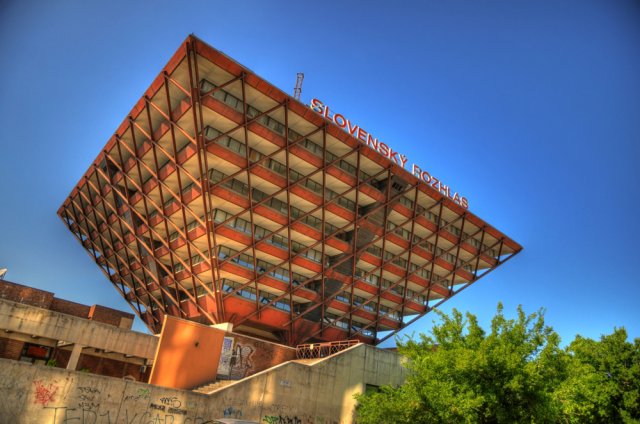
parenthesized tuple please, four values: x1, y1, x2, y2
(20, 343, 52, 365)
(365, 384, 380, 394)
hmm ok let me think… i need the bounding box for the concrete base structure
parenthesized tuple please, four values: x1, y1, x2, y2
(0, 342, 405, 423)
(0, 279, 407, 422)
(0, 280, 158, 381)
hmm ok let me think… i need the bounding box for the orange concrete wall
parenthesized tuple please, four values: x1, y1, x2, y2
(149, 316, 225, 390)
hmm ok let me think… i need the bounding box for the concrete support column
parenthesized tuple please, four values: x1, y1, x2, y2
(66, 344, 84, 370)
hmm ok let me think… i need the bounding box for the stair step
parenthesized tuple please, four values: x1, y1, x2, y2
(193, 379, 235, 394)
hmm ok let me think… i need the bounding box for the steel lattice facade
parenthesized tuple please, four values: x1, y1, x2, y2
(58, 36, 522, 346)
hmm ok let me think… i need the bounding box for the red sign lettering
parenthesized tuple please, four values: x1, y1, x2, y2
(310, 99, 469, 208)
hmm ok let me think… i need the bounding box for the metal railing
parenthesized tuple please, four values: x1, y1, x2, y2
(295, 340, 360, 359)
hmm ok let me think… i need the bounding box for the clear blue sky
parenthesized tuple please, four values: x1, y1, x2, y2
(1, 0, 638, 346)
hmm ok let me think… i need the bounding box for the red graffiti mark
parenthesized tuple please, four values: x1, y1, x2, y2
(33, 380, 58, 406)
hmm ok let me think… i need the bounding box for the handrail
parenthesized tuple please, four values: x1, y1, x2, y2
(295, 339, 360, 359)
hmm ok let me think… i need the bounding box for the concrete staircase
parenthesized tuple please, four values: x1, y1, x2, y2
(193, 341, 361, 394)
(192, 379, 236, 394)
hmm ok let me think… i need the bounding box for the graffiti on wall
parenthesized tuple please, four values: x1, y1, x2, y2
(23, 374, 344, 424)
(123, 388, 151, 402)
(217, 336, 234, 376)
(32, 380, 58, 406)
(263, 414, 338, 424)
(220, 335, 296, 381)
(29, 381, 215, 424)
(223, 406, 243, 418)
(77, 386, 100, 411)
(228, 343, 255, 379)
(263, 416, 302, 424)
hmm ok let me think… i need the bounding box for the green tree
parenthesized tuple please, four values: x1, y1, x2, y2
(356, 303, 567, 423)
(554, 328, 640, 423)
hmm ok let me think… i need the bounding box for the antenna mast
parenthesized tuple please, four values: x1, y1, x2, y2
(293, 72, 304, 101)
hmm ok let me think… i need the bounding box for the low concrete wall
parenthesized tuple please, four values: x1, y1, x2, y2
(0, 358, 216, 424)
(0, 344, 406, 423)
(210, 343, 407, 424)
